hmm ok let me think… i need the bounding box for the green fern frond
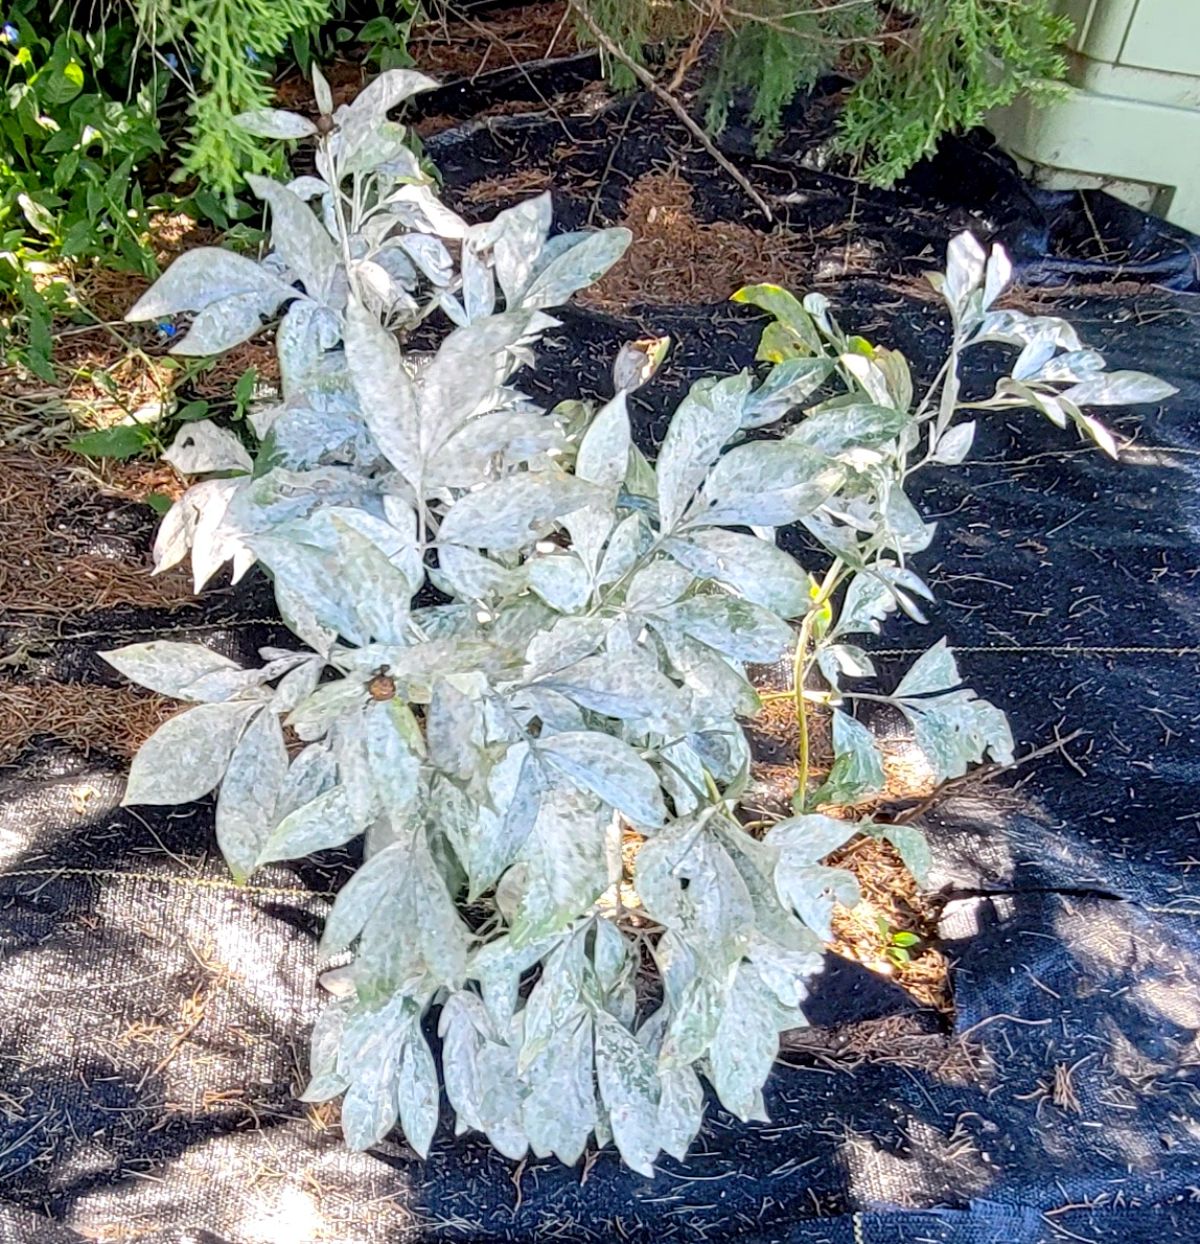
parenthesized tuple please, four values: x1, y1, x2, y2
(835, 0, 1072, 185)
(136, 0, 330, 196)
(574, 0, 1071, 185)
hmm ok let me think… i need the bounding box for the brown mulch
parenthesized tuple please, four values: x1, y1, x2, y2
(0, 324, 172, 445)
(0, 448, 192, 616)
(744, 656, 951, 1012)
(410, 2, 576, 80)
(0, 212, 229, 440)
(275, 2, 575, 120)
(0, 448, 196, 768)
(580, 170, 884, 310)
(274, 60, 370, 117)
(0, 681, 177, 768)
(460, 167, 556, 207)
(827, 835, 952, 1013)
(190, 340, 280, 400)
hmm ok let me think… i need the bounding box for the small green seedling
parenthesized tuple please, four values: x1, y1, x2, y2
(876, 915, 921, 966)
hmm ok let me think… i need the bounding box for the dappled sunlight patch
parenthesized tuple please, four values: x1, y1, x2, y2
(827, 836, 951, 1013)
(841, 1113, 997, 1208)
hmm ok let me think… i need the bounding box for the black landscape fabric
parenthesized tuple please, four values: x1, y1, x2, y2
(2, 52, 1199, 1244)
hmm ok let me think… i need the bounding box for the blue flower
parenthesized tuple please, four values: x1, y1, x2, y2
(1, 23, 19, 46)
(156, 321, 178, 339)
(244, 45, 259, 64)
(163, 51, 179, 71)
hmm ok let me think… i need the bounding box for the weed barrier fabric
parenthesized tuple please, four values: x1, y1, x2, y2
(3, 71, 1200, 1244)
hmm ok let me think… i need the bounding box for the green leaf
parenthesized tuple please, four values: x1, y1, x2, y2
(732, 283, 822, 357)
(174, 400, 211, 423)
(69, 425, 151, 460)
(234, 366, 258, 407)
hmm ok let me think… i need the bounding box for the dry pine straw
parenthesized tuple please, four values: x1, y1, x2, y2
(580, 170, 884, 310)
(0, 449, 188, 767)
(275, 2, 575, 120)
(0, 682, 176, 768)
(408, 1, 576, 79)
(0, 449, 190, 615)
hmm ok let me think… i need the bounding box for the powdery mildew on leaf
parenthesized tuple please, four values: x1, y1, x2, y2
(107, 70, 1177, 1172)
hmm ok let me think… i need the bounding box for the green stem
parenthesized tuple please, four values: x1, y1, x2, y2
(792, 558, 845, 799)
(793, 617, 812, 798)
